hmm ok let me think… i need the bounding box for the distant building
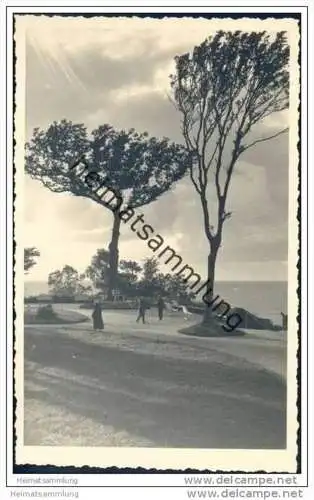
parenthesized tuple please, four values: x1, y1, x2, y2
(112, 289, 126, 302)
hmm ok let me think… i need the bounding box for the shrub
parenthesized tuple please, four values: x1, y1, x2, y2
(36, 304, 57, 320)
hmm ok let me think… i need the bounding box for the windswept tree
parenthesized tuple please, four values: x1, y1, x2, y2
(24, 247, 40, 273)
(25, 121, 190, 300)
(170, 31, 289, 324)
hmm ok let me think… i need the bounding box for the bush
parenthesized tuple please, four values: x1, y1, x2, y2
(36, 304, 57, 321)
(24, 304, 89, 325)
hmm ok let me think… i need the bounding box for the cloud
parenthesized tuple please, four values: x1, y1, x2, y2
(72, 228, 109, 244)
(24, 16, 222, 59)
(25, 41, 173, 136)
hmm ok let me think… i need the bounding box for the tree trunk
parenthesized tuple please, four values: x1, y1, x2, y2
(107, 211, 121, 301)
(202, 240, 219, 324)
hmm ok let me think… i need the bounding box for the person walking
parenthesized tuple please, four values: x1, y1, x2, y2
(157, 295, 165, 321)
(136, 297, 147, 324)
(92, 302, 104, 331)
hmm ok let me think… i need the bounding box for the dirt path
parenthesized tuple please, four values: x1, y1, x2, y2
(24, 324, 286, 449)
(31, 306, 287, 379)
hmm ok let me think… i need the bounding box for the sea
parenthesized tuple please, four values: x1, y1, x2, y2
(214, 281, 287, 326)
(24, 280, 287, 325)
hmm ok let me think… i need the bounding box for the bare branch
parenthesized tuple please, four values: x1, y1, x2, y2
(242, 127, 288, 152)
(189, 163, 202, 195)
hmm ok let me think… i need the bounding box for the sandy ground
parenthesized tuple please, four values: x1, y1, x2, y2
(24, 308, 287, 449)
(53, 305, 288, 379)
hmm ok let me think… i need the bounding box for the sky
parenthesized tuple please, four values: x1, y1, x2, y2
(22, 16, 289, 283)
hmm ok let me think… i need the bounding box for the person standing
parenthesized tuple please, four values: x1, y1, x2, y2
(281, 312, 288, 331)
(136, 297, 147, 324)
(92, 302, 104, 331)
(157, 295, 165, 321)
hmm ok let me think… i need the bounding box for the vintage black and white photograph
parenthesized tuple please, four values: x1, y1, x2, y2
(14, 14, 299, 471)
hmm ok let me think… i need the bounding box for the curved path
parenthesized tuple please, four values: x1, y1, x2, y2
(29, 304, 287, 379)
(24, 305, 287, 449)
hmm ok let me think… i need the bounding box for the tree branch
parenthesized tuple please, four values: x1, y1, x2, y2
(189, 165, 202, 195)
(242, 127, 288, 152)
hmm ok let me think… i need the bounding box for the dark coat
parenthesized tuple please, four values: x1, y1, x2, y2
(92, 304, 104, 330)
(157, 298, 165, 311)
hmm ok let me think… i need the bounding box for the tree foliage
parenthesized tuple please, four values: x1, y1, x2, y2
(84, 251, 142, 297)
(81, 248, 194, 300)
(25, 120, 190, 209)
(84, 249, 110, 292)
(119, 259, 142, 278)
(137, 258, 192, 300)
(48, 265, 81, 297)
(117, 260, 142, 295)
(142, 258, 159, 282)
(159, 273, 194, 303)
(24, 247, 40, 273)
